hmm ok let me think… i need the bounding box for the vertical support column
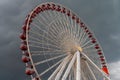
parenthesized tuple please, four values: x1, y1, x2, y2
(81, 52, 111, 80)
(76, 51, 81, 80)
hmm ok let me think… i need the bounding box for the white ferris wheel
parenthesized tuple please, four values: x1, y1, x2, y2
(20, 2, 110, 80)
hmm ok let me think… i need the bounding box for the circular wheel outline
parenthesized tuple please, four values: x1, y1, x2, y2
(20, 2, 110, 80)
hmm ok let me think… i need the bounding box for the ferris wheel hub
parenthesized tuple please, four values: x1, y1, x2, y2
(76, 46, 83, 52)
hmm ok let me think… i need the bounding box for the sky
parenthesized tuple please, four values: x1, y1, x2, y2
(0, 0, 120, 80)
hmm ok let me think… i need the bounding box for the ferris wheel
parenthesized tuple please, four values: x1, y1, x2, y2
(20, 2, 110, 80)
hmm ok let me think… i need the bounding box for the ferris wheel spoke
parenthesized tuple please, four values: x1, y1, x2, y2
(72, 20, 79, 42)
(82, 43, 95, 50)
(63, 15, 72, 36)
(59, 16, 75, 41)
(60, 15, 69, 34)
(46, 12, 66, 36)
(39, 58, 63, 76)
(52, 17, 63, 33)
(81, 40, 91, 48)
(34, 54, 67, 66)
(29, 30, 56, 42)
(49, 24, 60, 38)
(68, 24, 75, 41)
(83, 46, 97, 53)
(31, 49, 63, 53)
(70, 17, 75, 40)
(41, 11, 53, 23)
(46, 10, 56, 22)
(52, 18, 67, 37)
(29, 45, 60, 51)
(59, 14, 69, 34)
(79, 28, 89, 45)
(31, 50, 70, 57)
(38, 11, 54, 25)
(31, 50, 63, 56)
(75, 24, 80, 38)
(49, 25, 59, 38)
(77, 28, 83, 41)
(33, 19, 46, 29)
(64, 14, 73, 38)
(72, 18, 78, 40)
(49, 12, 61, 31)
(36, 14, 48, 26)
(36, 14, 59, 36)
(29, 35, 43, 42)
(31, 22, 58, 41)
(48, 17, 63, 35)
(57, 22, 66, 36)
(29, 35, 59, 47)
(79, 31, 87, 45)
(62, 52, 77, 80)
(31, 52, 63, 56)
(81, 51, 99, 65)
(38, 12, 49, 23)
(53, 11, 65, 32)
(31, 22, 47, 33)
(81, 35, 89, 46)
(78, 28, 85, 45)
(76, 24, 81, 42)
(37, 13, 62, 37)
(29, 40, 60, 49)
(47, 10, 58, 22)
(29, 30, 59, 44)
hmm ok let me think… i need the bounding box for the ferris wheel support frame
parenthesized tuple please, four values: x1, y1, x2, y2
(48, 56, 70, 80)
(76, 51, 81, 80)
(62, 52, 77, 80)
(81, 52, 110, 80)
(55, 55, 72, 80)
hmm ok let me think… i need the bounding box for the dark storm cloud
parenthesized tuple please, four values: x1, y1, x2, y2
(0, 0, 37, 80)
(0, 0, 120, 80)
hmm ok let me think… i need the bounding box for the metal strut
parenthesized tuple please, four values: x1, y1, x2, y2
(76, 51, 81, 80)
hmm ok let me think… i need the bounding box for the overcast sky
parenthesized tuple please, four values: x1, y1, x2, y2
(0, 0, 120, 80)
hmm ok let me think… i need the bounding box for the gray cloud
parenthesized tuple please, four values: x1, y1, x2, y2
(0, 0, 120, 80)
(109, 61, 120, 80)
